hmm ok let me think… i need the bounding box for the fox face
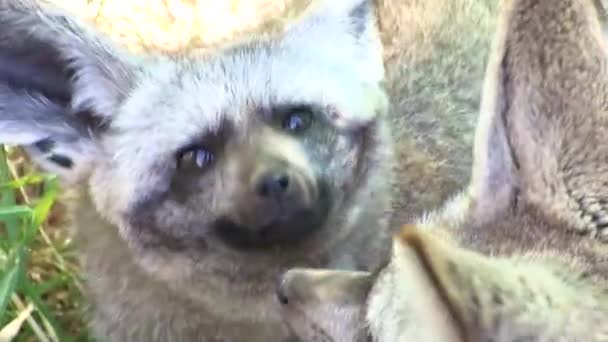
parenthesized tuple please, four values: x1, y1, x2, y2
(0, 0, 394, 332)
(278, 0, 608, 340)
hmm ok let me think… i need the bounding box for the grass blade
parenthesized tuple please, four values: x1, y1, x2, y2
(0, 207, 32, 220)
(31, 177, 59, 230)
(0, 248, 24, 322)
(0, 302, 33, 342)
(0, 147, 15, 206)
(0, 174, 47, 190)
(20, 284, 63, 342)
(0, 147, 20, 244)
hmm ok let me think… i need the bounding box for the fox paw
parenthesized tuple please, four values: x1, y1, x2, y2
(572, 195, 608, 242)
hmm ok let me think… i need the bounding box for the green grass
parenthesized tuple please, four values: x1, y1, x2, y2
(0, 147, 88, 342)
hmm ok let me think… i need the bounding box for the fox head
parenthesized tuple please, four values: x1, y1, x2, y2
(0, 0, 393, 318)
(278, 0, 608, 340)
(277, 228, 464, 342)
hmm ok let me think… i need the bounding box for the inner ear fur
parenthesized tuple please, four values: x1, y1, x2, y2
(393, 226, 467, 342)
(0, 0, 137, 183)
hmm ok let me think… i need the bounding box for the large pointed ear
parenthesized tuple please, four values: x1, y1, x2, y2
(365, 227, 465, 342)
(0, 0, 136, 184)
(467, 2, 519, 222)
(282, 0, 384, 84)
(378, 225, 588, 341)
(272, 0, 387, 133)
(593, 0, 607, 25)
(469, 0, 608, 231)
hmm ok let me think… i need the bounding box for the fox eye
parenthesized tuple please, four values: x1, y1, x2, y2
(282, 109, 312, 133)
(177, 146, 214, 170)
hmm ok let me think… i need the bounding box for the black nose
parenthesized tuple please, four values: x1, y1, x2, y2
(212, 180, 332, 250)
(256, 171, 290, 198)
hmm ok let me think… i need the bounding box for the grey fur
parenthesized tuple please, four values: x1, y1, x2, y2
(0, 0, 395, 340)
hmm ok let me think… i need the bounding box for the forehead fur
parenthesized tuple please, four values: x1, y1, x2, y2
(108, 29, 386, 161)
(109, 0, 384, 139)
(116, 34, 385, 133)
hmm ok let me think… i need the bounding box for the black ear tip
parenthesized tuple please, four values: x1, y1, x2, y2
(349, 0, 375, 36)
(34, 138, 55, 153)
(350, 0, 373, 19)
(48, 154, 73, 169)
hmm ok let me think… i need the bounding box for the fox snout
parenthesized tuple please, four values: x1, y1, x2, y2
(277, 268, 373, 342)
(254, 168, 291, 199)
(277, 268, 373, 307)
(213, 131, 333, 250)
(248, 158, 315, 211)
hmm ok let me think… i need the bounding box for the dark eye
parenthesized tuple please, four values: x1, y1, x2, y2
(177, 146, 214, 170)
(282, 110, 312, 133)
